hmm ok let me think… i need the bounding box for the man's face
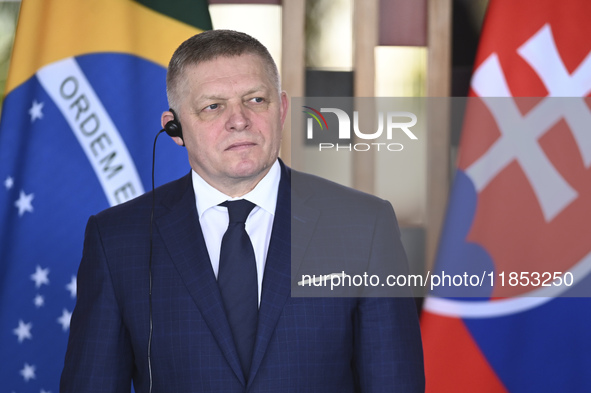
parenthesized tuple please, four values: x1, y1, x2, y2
(166, 54, 288, 196)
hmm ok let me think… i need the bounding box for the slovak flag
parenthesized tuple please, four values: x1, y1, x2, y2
(421, 0, 591, 392)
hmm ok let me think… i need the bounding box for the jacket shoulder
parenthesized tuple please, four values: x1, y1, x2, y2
(92, 172, 192, 226)
(291, 168, 390, 211)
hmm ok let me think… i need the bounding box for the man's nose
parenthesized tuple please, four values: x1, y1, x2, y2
(226, 103, 250, 132)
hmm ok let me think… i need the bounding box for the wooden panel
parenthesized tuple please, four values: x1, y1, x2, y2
(426, 0, 452, 271)
(279, 0, 306, 166)
(427, 0, 451, 97)
(353, 0, 378, 98)
(352, 0, 378, 194)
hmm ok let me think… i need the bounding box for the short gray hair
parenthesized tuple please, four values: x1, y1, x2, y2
(166, 30, 280, 110)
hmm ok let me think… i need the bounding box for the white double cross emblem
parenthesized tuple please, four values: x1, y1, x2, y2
(467, 24, 591, 222)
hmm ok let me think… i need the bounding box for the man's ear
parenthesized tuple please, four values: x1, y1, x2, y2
(161, 110, 184, 146)
(279, 91, 289, 128)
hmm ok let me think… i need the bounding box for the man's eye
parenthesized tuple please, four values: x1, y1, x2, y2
(205, 103, 218, 111)
(251, 97, 264, 103)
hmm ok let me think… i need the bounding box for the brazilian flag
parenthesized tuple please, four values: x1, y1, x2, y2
(0, 1, 211, 392)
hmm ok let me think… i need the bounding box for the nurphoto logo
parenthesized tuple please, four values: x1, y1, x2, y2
(303, 106, 418, 152)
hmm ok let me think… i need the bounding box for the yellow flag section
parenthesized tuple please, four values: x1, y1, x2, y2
(6, 0, 203, 94)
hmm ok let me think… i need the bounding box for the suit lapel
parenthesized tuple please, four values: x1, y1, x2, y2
(154, 165, 321, 387)
(155, 173, 245, 385)
(247, 163, 320, 386)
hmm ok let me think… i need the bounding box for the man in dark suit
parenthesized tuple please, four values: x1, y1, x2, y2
(61, 30, 424, 392)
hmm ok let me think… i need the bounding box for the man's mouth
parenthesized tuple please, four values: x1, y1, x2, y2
(225, 142, 256, 151)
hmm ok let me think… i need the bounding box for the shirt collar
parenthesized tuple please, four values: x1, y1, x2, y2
(192, 160, 280, 218)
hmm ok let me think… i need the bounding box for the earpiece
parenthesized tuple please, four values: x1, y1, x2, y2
(164, 108, 183, 142)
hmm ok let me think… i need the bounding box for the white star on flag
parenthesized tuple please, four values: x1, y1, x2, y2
(30, 266, 50, 288)
(66, 276, 77, 298)
(33, 294, 45, 308)
(41, 390, 52, 393)
(4, 176, 13, 189)
(13, 320, 33, 343)
(15, 190, 34, 216)
(57, 309, 72, 331)
(20, 363, 36, 382)
(28, 99, 44, 122)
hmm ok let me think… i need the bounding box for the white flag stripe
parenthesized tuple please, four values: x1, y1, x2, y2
(465, 97, 582, 221)
(471, 54, 512, 97)
(424, 248, 591, 318)
(36, 58, 144, 207)
(518, 24, 591, 97)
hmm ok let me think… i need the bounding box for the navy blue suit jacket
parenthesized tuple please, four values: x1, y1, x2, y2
(61, 162, 425, 392)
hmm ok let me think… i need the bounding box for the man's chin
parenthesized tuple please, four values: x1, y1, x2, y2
(228, 161, 271, 182)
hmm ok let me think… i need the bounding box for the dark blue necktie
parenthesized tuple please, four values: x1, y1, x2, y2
(218, 200, 258, 378)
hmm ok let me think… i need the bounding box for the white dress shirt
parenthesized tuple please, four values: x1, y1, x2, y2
(191, 160, 280, 306)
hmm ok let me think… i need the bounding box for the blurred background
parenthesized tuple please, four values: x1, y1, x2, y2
(2, 1, 590, 392)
